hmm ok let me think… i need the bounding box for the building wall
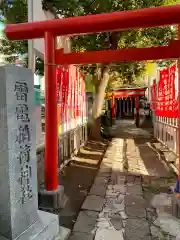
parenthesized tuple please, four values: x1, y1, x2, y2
(31, 0, 71, 60)
(146, 62, 158, 102)
(30, 0, 71, 94)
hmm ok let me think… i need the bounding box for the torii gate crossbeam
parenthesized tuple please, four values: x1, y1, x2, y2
(55, 41, 180, 65)
(5, 5, 180, 192)
(5, 5, 180, 40)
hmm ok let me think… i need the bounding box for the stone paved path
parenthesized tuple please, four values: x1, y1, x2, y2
(57, 139, 109, 229)
(68, 121, 175, 240)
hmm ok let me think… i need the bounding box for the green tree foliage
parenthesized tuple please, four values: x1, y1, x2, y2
(1, 0, 178, 79)
(43, 0, 179, 138)
(165, 0, 180, 4)
(0, 0, 44, 74)
(1, 0, 179, 136)
(44, 0, 177, 85)
(0, 0, 27, 63)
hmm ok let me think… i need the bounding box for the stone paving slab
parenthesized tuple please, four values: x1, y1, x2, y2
(117, 175, 126, 185)
(103, 197, 125, 213)
(68, 232, 94, 240)
(107, 184, 127, 194)
(125, 194, 146, 207)
(89, 184, 107, 197)
(120, 211, 128, 220)
(98, 166, 112, 174)
(95, 228, 124, 240)
(94, 176, 110, 185)
(73, 210, 98, 233)
(112, 162, 124, 172)
(126, 205, 146, 218)
(68, 124, 173, 240)
(96, 171, 111, 178)
(127, 184, 143, 195)
(82, 195, 104, 212)
(125, 218, 151, 240)
(97, 211, 124, 230)
(126, 175, 141, 185)
(110, 172, 125, 184)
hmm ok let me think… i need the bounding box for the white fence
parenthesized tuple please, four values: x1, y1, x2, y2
(153, 113, 178, 156)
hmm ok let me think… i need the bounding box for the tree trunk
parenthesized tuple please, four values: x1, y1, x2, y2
(89, 32, 118, 140)
(90, 67, 110, 140)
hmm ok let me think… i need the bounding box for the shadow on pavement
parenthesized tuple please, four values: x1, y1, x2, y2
(56, 139, 110, 229)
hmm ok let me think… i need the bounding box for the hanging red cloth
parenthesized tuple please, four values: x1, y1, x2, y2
(76, 70, 80, 118)
(56, 67, 62, 102)
(56, 66, 64, 128)
(150, 79, 157, 110)
(63, 67, 69, 123)
(155, 68, 168, 116)
(154, 64, 177, 118)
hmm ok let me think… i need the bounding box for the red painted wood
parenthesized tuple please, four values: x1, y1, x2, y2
(113, 88, 146, 93)
(55, 41, 180, 65)
(178, 25, 180, 195)
(44, 32, 58, 191)
(115, 93, 145, 98)
(5, 5, 180, 40)
(114, 88, 146, 98)
(5, 2, 180, 193)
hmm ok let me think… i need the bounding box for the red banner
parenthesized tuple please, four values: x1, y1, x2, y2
(64, 68, 70, 123)
(71, 65, 76, 120)
(150, 79, 157, 110)
(73, 70, 77, 119)
(151, 64, 178, 118)
(68, 66, 73, 122)
(80, 72, 86, 122)
(56, 66, 68, 125)
(56, 67, 62, 102)
(75, 71, 79, 118)
(155, 68, 168, 116)
(56, 65, 86, 128)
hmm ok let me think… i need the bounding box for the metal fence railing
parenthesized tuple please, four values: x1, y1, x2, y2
(153, 113, 178, 156)
(35, 88, 89, 168)
(58, 123, 88, 166)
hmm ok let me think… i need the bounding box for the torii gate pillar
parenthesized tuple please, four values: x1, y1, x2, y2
(44, 32, 58, 191)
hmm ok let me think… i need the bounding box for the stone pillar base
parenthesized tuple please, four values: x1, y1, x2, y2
(38, 185, 68, 211)
(0, 210, 66, 240)
(172, 194, 180, 218)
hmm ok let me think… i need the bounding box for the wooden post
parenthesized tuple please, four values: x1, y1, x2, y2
(44, 32, 58, 191)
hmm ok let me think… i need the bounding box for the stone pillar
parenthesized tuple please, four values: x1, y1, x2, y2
(0, 66, 59, 240)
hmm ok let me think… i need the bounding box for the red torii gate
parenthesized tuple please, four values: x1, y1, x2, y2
(5, 4, 180, 192)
